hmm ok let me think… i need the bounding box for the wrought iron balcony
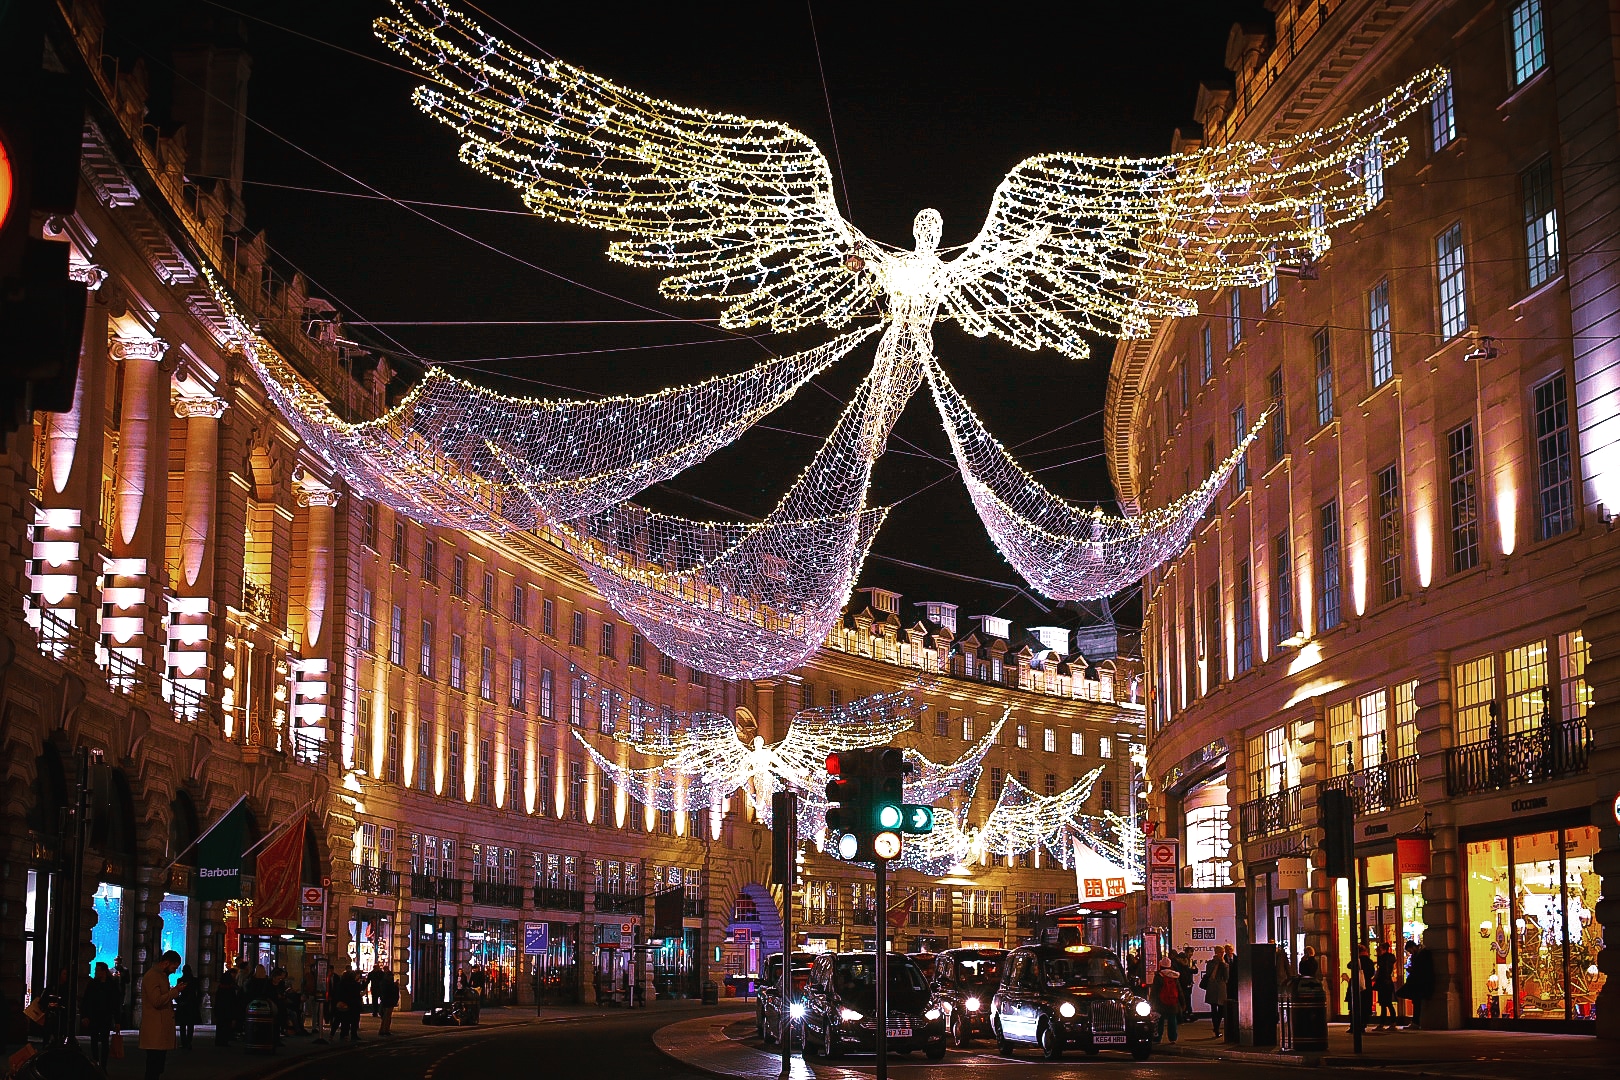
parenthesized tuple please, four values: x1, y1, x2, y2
(594, 891, 644, 916)
(1319, 756, 1419, 816)
(410, 874, 462, 902)
(914, 908, 948, 928)
(1445, 719, 1590, 796)
(471, 880, 524, 907)
(852, 909, 877, 926)
(967, 911, 1001, 929)
(532, 886, 587, 911)
(1240, 784, 1302, 841)
(351, 865, 398, 895)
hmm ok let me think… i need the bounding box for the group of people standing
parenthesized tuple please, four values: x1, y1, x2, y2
(1140, 937, 1435, 1043)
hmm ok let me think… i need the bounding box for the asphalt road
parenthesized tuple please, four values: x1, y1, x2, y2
(244, 1008, 1456, 1080)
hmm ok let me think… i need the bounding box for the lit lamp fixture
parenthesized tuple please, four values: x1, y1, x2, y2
(1463, 336, 1499, 362)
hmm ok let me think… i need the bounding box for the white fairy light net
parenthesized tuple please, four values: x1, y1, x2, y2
(927, 358, 1269, 600)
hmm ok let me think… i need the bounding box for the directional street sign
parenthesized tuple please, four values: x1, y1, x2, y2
(523, 922, 550, 955)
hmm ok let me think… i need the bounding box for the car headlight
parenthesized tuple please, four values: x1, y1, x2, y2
(964, 996, 981, 1012)
(1135, 1000, 1152, 1017)
(1058, 1001, 1076, 1018)
(839, 1007, 864, 1022)
(925, 1008, 942, 1021)
(790, 1002, 806, 1020)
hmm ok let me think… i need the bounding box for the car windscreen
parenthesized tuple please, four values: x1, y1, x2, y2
(956, 956, 1003, 985)
(1042, 954, 1125, 988)
(791, 970, 811, 993)
(833, 957, 929, 996)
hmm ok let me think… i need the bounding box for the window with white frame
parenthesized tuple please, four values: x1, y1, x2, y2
(1509, 0, 1546, 87)
(1504, 639, 1549, 736)
(1522, 158, 1559, 289)
(1070, 731, 1083, 756)
(1453, 653, 1497, 742)
(1201, 323, 1214, 382)
(1313, 328, 1334, 425)
(1016, 724, 1029, 749)
(1043, 727, 1056, 753)
(1318, 499, 1342, 631)
(1228, 290, 1242, 349)
(1558, 630, 1591, 723)
(1429, 78, 1456, 151)
(1394, 680, 1418, 760)
(1368, 278, 1393, 387)
(962, 715, 974, 741)
(1436, 223, 1468, 340)
(1232, 404, 1248, 493)
(1534, 373, 1574, 539)
(389, 603, 404, 665)
(540, 667, 554, 719)
(1377, 464, 1404, 602)
(1448, 421, 1480, 572)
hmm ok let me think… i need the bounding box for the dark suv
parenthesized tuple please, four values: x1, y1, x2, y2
(930, 947, 1006, 1046)
(803, 951, 947, 1060)
(756, 951, 814, 1045)
(990, 944, 1154, 1060)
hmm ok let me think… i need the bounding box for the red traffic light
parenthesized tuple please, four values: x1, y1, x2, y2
(825, 752, 841, 776)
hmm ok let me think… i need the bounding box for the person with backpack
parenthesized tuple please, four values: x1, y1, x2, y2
(1152, 957, 1181, 1043)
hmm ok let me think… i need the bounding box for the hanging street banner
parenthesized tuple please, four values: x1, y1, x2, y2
(254, 816, 308, 923)
(195, 797, 250, 902)
(1072, 837, 1140, 900)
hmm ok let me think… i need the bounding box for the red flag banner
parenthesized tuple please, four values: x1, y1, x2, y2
(886, 890, 917, 930)
(254, 817, 306, 923)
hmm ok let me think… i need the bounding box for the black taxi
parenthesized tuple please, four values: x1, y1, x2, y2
(929, 947, 1006, 1046)
(989, 944, 1154, 1060)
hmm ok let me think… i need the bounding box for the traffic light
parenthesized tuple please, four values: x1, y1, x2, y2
(873, 748, 907, 861)
(824, 750, 871, 862)
(1319, 788, 1355, 878)
(1, 1, 88, 444)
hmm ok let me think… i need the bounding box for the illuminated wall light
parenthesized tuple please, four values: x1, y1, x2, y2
(172, 653, 208, 677)
(524, 736, 537, 815)
(434, 732, 446, 797)
(1256, 577, 1271, 662)
(36, 540, 78, 566)
(1297, 566, 1314, 640)
(554, 755, 566, 819)
(615, 787, 627, 828)
(39, 507, 81, 530)
(38, 574, 76, 605)
(403, 719, 417, 789)
(1350, 542, 1367, 617)
(1496, 482, 1517, 555)
(584, 765, 597, 824)
(463, 724, 477, 803)
(1414, 509, 1434, 589)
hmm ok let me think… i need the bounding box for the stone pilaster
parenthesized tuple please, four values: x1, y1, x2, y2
(1296, 699, 1333, 965)
(1578, 537, 1620, 1040)
(1412, 653, 1462, 1029)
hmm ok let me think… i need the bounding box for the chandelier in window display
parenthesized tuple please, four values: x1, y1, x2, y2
(246, 2, 1451, 679)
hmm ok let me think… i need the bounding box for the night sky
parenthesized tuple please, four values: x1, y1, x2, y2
(108, 0, 1269, 630)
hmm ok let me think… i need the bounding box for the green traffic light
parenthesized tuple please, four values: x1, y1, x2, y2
(877, 803, 902, 830)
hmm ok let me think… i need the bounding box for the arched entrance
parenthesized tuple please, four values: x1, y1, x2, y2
(23, 745, 67, 1006)
(87, 764, 137, 978)
(723, 883, 784, 997)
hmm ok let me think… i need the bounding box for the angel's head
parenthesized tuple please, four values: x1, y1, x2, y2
(912, 208, 943, 254)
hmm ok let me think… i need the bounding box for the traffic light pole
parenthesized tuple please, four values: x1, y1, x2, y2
(874, 856, 888, 1080)
(778, 797, 796, 1078)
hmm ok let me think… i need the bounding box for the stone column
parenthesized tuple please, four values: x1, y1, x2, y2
(109, 336, 168, 558)
(1295, 700, 1333, 968)
(292, 471, 340, 758)
(172, 389, 227, 593)
(1412, 653, 1461, 1029)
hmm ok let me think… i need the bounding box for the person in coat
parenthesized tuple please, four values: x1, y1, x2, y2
(138, 950, 182, 1080)
(174, 965, 202, 1050)
(1151, 958, 1181, 1043)
(1402, 940, 1434, 1029)
(1204, 949, 1230, 1038)
(1347, 944, 1376, 1034)
(83, 962, 118, 1066)
(1298, 946, 1320, 978)
(212, 970, 240, 1046)
(371, 959, 400, 1036)
(1374, 943, 1399, 1028)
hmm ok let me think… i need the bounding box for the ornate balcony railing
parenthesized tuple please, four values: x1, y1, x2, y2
(410, 874, 462, 902)
(1240, 784, 1303, 841)
(594, 891, 644, 916)
(471, 880, 524, 907)
(1445, 719, 1590, 796)
(352, 865, 398, 895)
(1319, 756, 1419, 816)
(532, 886, 586, 912)
(967, 911, 1001, 929)
(852, 909, 877, 926)
(914, 908, 948, 927)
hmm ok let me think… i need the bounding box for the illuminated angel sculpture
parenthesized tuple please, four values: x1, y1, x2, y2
(241, 3, 1450, 680)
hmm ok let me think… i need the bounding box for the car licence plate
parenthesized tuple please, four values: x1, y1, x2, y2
(886, 1023, 912, 1038)
(1094, 1035, 1127, 1045)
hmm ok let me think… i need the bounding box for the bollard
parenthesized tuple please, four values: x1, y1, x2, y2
(245, 998, 277, 1053)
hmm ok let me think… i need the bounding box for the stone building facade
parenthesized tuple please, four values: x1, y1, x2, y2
(1105, 0, 1618, 1036)
(0, 0, 1145, 1022)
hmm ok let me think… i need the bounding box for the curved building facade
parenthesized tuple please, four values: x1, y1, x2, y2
(1106, 0, 1619, 1036)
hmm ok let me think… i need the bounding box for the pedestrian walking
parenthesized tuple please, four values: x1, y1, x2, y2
(372, 960, 399, 1036)
(334, 965, 363, 1040)
(83, 962, 118, 1066)
(213, 970, 240, 1046)
(175, 965, 201, 1049)
(1152, 957, 1181, 1043)
(138, 950, 182, 1080)
(1347, 944, 1375, 1034)
(1375, 943, 1398, 1028)
(111, 956, 130, 1031)
(1401, 940, 1433, 1029)
(1175, 951, 1194, 1022)
(1203, 948, 1229, 1038)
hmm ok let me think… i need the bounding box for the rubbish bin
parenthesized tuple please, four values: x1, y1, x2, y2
(246, 998, 277, 1053)
(701, 982, 718, 1005)
(1285, 977, 1328, 1053)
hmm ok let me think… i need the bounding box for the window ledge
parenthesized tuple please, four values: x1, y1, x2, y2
(1357, 375, 1401, 414)
(1510, 273, 1566, 314)
(1498, 67, 1549, 114)
(1304, 419, 1341, 448)
(1261, 454, 1292, 483)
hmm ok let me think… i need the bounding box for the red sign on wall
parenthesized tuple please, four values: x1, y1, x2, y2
(1396, 837, 1431, 876)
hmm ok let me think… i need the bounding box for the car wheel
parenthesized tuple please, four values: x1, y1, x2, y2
(822, 1023, 840, 1060)
(926, 1039, 948, 1062)
(1039, 1022, 1064, 1061)
(1130, 1043, 1152, 1061)
(951, 1014, 971, 1048)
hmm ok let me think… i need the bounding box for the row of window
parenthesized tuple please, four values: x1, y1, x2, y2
(1156, 376, 1576, 723)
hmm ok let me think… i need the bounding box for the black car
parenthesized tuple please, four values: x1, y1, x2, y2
(803, 951, 947, 1060)
(930, 947, 1006, 1047)
(756, 951, 815, 1045)
(990, 944, 1154, 1060)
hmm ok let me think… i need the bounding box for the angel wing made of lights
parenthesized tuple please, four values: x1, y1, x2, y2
(292, 2, 1457, 679)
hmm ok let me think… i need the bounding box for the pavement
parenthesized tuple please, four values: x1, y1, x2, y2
(9, 1000, 713, 1080)
(654, 1009, 1617, 1080)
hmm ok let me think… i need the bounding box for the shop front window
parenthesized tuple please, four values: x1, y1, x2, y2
(1465, 826, 1605, 1023)
(1183, 773, 1231, 888)
(91, 883, 124, 972)
(159, 894, 190, 965)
